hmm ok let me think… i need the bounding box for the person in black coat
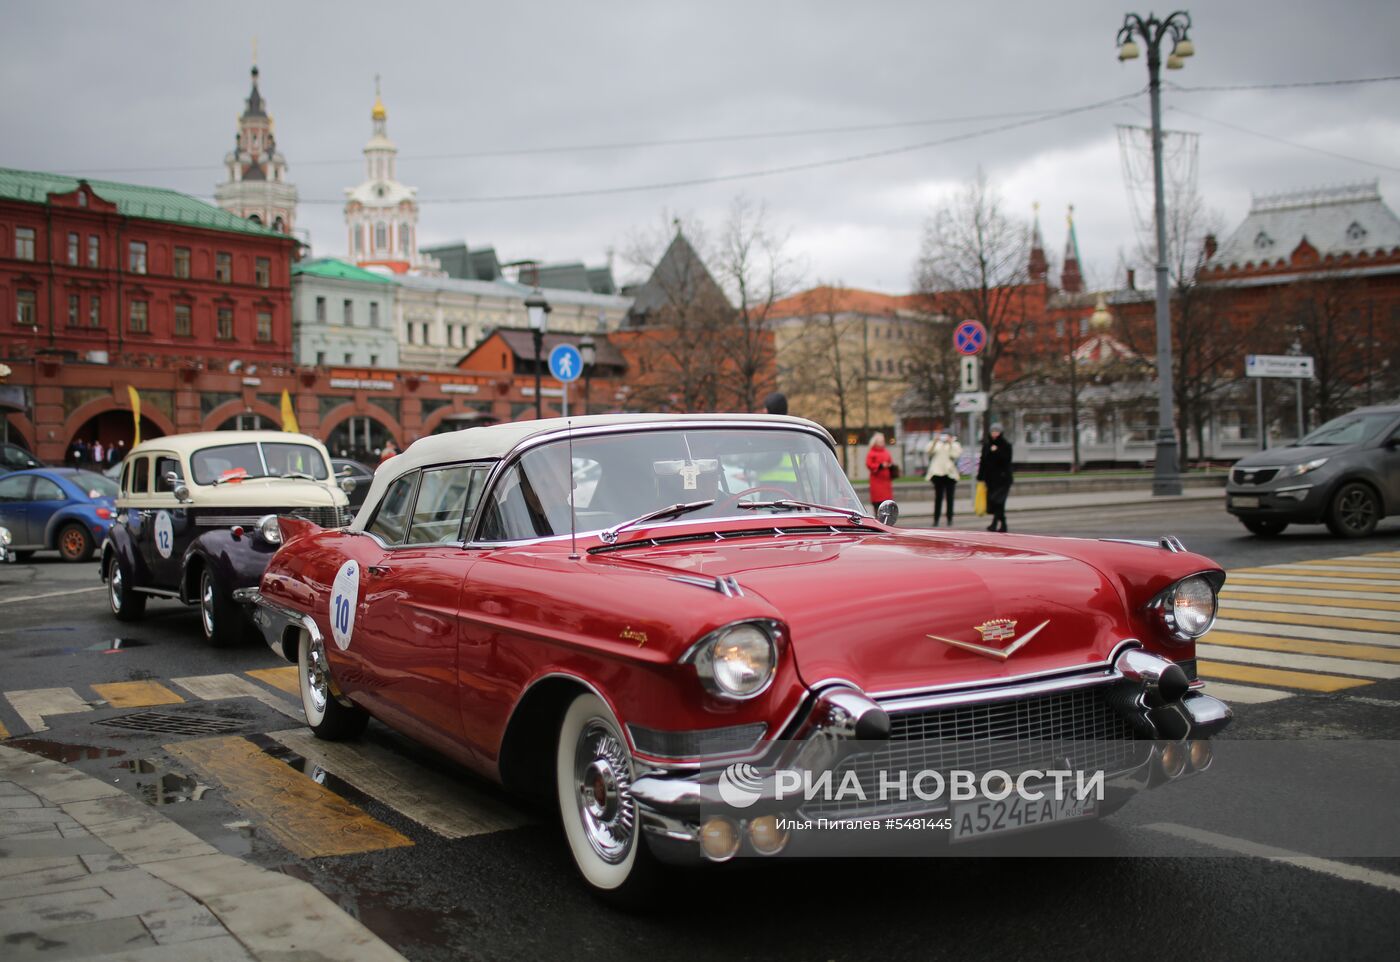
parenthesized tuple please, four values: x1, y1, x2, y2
(976, 423, 1014, 532)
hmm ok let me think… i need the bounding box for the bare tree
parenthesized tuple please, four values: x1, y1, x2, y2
(913, 171, 1042, 422)
(899, 311, 959, 431)
(776, 284, 869, 472)
(620, 214, 731, 412)
(713, 196, 799, 412)
(1271, 276, 1371, 423)
(620, 201, 796, 413)
(1118, 190, 1270, 464)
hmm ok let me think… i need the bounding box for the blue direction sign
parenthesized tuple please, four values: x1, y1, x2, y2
(954, 319, 988, 356)
(548, 343, 582, 383)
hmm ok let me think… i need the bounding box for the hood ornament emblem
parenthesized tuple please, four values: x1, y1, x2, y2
(927, 618, 1050, 660)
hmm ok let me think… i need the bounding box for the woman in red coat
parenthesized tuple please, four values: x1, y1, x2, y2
(865, 432, 895, 510)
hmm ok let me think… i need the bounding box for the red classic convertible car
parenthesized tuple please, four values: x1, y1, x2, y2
(248, 414, 1230, 897)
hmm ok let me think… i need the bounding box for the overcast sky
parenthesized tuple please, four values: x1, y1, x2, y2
(5, 1, 1398, 294)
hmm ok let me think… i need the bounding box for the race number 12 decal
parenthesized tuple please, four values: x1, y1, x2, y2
(154, 511, 174, 560)
(330, 559, 359, 650)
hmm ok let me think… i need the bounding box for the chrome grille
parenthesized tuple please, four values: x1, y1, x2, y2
(799, 684, 1141, 819)
(1231, 467, 1278, 485)
(291, 505, 351, 528)
(194, 506, 350, 529)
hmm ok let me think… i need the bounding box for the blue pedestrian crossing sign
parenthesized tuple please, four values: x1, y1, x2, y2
(548, 343, 583, 383)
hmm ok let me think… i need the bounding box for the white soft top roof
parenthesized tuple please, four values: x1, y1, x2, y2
(349, 413, 833, 529)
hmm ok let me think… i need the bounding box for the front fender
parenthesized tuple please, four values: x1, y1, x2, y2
(102, 524, 145, 584)
(180, 530, 280, 601)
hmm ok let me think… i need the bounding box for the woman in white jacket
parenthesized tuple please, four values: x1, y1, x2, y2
(924, 433, 963, 526)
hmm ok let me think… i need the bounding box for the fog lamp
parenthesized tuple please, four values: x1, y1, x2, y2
(748, 814, 789, 856)
(699, 816, 741, 861)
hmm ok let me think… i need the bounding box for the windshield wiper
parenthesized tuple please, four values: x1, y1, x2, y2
(275, 472, 320, 481)
(600, 500, 715, 544)
(736, 499, 867, 524)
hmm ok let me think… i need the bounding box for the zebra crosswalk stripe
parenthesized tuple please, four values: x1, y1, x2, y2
(3, 688, 92, 734)
(1202, 550, 1400, 703)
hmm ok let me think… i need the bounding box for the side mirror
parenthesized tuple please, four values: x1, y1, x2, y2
(876, 499, 899, 526)
(339, 465, 355, 477)
(340, 477, 357, 494)
(1385, 435, 1400, 450)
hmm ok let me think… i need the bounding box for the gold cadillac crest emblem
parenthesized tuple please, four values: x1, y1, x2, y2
(927, 618, 1050, 660)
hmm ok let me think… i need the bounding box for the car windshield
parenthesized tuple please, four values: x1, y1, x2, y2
(1295, 412, 1396, 447)
(190, 442, 330, 485)
(70, 470, 118, 500)
(476, 427, 862, 541)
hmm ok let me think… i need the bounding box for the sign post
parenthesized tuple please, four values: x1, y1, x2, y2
(1246, 354, 1315, 449)
(548, 343, 583, 418)
(953, 320, 988, 446)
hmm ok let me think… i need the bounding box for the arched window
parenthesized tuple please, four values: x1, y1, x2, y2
(400, 225, 411, 256)
(248, 214, 262, 225)
(375, 222, 388, 250)
(273, 216, 285, 233)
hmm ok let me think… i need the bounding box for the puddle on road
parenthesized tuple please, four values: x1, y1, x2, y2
(89, 638, 149, 653)
(21, 637, 150, 656)
(5, 737, 126, 764)
(118, 758, 213, 805)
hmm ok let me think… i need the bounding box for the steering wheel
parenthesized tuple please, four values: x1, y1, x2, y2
(719, 485, 794, 510)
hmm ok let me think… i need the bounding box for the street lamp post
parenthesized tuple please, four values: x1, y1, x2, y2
(1117, 10, 1193, 496)
(579, 333, 597, 416)
(524, 292, 552, 419)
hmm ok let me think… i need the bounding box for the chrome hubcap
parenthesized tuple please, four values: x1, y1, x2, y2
(304, 637, 330, 716)
(573, 721, 635, 864)
(200, 576, 215, 636)
(109, 563, 122, 612)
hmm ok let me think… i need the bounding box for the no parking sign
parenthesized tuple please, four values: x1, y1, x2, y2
(954, 320, 987, 356)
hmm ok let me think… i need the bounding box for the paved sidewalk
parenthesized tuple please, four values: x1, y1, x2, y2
(0, 744, 404, 962)
(895, 485, 1224, 525)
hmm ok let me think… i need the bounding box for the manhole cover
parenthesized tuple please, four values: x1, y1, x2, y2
(98, 711, 242, 736)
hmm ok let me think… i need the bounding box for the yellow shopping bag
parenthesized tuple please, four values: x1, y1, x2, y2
(974, 481, 987, 517)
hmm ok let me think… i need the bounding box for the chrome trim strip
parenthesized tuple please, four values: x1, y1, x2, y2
(132, 587, 181, 598)
(667, 574, 744, 598)
(876, 666, 1121, 714)
(860, 638, 1142, 700)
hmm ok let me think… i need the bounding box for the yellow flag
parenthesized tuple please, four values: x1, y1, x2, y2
(280, 389, 299, 433)
(126, 385, 141, 447)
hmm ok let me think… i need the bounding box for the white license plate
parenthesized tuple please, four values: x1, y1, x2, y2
(949, 793, 1096, 842)
(1231, 496, 1260, 508)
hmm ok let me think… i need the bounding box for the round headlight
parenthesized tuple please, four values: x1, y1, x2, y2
(257, 514, 282, 545)
(695, 623, 776, 698)
(1169, 575, 1216, 638)
(0, 525, 11, 545)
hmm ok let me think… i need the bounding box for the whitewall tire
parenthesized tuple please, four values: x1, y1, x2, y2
(555, 692, 657, 899)
(298, 628, 368, 740)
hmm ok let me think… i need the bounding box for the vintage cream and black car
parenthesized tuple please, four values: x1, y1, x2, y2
(102, 431, 353, 645)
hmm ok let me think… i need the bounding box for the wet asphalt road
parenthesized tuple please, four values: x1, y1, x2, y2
(1, 499, 1398, 962)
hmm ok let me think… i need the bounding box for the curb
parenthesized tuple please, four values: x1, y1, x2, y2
(0, 744, 405, 962)
(897, 488, 1225, 517)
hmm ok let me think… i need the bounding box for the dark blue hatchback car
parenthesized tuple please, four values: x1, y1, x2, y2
(0, 468, 118, 562)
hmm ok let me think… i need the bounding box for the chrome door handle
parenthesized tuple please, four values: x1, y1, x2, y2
(366, 565, 390, 577)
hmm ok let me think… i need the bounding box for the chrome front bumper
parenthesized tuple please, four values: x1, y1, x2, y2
(632, 648, 1231, 863)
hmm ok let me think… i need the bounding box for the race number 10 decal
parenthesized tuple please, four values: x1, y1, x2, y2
(330, 559, 359, 650)
(154, 511, 175, 560)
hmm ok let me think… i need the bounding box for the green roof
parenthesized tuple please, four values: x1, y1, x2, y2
(0, 166, 288, 239)
(292, 258, 395, 284)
